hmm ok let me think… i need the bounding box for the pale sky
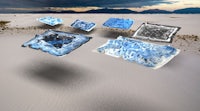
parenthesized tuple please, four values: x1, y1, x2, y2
(49, 0, 200, 12)
(50, 0, 200, 12)
(138, 0, 200, 11)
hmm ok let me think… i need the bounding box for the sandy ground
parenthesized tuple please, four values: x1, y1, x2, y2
(0, 14, 200, 111)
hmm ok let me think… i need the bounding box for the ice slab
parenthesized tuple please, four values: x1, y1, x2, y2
(132, 23, 180, 42)
(37, 16, 63, 26)
(97, 36, 180, 69)
(103, 18, 134, 30)
(22, 30, 92, 56)
(71, 19, 96, 32)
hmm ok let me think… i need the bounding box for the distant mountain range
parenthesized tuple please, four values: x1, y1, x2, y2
(84, 8, 200, 14)
(140, 9, 171, 14)
(1, 7, 200, 14)
(173, 8, 200, 14)
(84, 8, 137, 13)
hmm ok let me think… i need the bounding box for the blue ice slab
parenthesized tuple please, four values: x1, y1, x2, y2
(103, 18, 134, 30)
(71, 19, 96, 32)
(37, 16, 63, 26)
(22, 30, 92, 56)
(97, 36, 180, 69)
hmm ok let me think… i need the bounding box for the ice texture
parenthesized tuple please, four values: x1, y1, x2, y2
(97, 36, 180, 69)
(71, 19, 96, 32)
(103, 18, 134, 30)
(132, 23, 181, 42)
(37, 16, 63, 26)
(22, 30, 92, 56)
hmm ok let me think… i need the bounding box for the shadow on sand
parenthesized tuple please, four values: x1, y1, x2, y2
(37, 24, 64, 29)
(69, 28, 97, 35)
(99, 28, 135, 39)
(22, 61, 94, 90)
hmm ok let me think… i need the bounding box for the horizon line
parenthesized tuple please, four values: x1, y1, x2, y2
(0, 7, 200, 13)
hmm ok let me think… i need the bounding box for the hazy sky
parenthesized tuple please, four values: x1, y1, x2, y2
(0, 0, 199, 11)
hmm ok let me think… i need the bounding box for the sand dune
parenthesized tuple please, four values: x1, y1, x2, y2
(0, 14, 200, 111)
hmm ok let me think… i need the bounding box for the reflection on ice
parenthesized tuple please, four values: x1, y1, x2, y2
(97, 36, 180, 69)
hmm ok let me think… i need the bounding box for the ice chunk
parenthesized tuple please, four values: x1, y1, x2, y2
(37, 16, 63, 26)
(103, 18, 134, 30)
(71, 19, 96, 32)
(22, 30, 92, 56)
(97, 36, 180, 69)
(132, 23, 181, 42)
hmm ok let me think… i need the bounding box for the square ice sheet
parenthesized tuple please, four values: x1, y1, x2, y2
(22, 30, 92, 56)
(132, 23, 180, 42)
(37, 16, 63, 26)
(103, 18, 134, 30)
(71, 19, 96, 32)
(97, 36, 180, 69)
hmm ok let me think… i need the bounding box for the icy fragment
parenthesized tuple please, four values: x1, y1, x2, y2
(37, 16, 63, 26)
(132, 23, 181, 42)
(71, 19, 96, 32)
(97, 36, 180, 69)
(22, 30, 92, 56)
(103, 18, 134, 30)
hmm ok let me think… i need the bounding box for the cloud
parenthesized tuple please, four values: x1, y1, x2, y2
(0, 0, 173, 8)
(103, 0, 174, 7)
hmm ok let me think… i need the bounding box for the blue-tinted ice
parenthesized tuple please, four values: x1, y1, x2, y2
(103, 18, 134, 30)
(22, 30, 92, 56)
(71, 19, 96, 32)
(38, 16, 63, 26)
(97, 36, 180, 69)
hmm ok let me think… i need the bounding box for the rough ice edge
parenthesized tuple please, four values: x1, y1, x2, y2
(71, 19, 96, 32)
(95, 41, 121, 58)
(96, 36, 180, 69)
(132, 23, 181, 42)
(22, 30, 92, 56)
(153, 49, 180, 69)
(37, 16, 63, 26)
(103, 18, 134, 30)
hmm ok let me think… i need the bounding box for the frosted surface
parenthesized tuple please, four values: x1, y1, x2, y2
(103, 18, 133, 30)
(38, 16, 63, 26)
(22, 30, 91, 56)
(71, 19, 96, 32)
(133, 23, 180, 42)
(97, 36, 180, 69)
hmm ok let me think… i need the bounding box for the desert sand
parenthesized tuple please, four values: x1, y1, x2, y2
(0, 14, 200, 111)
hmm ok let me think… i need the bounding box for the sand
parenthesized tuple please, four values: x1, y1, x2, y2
(0, 14, 200, 111)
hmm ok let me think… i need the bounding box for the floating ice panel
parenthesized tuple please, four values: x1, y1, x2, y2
(97, 36, 180, 69)
(22, 30, 92, 56)
(71, 19, 96, 32)
(103, 18, 134, 30)
(37, 16, 63, 26)
(132, 23, 180, 42)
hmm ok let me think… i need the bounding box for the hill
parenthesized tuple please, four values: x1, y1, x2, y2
(173, 8, 200, 14)
(84, 8, 137, 13)
(140, 9, 171, 14)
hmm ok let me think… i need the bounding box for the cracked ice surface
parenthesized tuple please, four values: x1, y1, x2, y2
(37, 16, 63, 26)
(22, 30, 91, 56)
(103, 18, 134, 30)
(71, 19, 96, 32)
(132, 23, 181, 42)
(97, 36, 180, 69)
